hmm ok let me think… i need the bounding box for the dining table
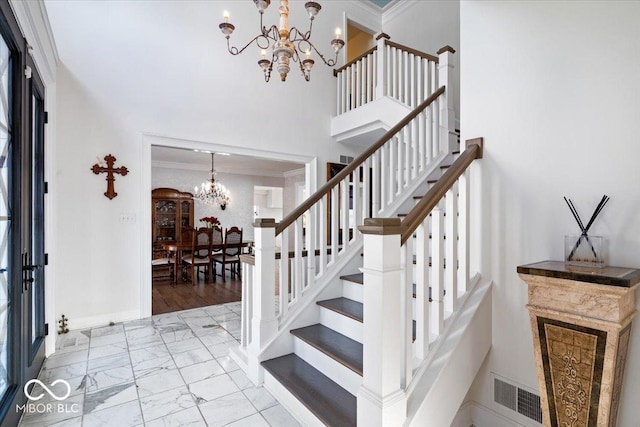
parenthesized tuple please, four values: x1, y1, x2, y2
(162, 240, 253, 283)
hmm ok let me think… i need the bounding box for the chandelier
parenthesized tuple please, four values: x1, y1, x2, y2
(218, 0, 345, 82)
(194, 153, 230, 209)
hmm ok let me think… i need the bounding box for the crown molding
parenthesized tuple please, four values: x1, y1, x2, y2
(382, 0, 415, 27)
(283, 167, 305, 178)
(10, 0, 59, 85)
(345, 1, 383, 34)
(152, 160, 289, 179)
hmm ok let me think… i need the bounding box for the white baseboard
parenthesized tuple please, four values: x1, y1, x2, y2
(69, 310, 140, 330)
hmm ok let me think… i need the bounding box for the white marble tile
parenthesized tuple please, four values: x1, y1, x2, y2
(160, 328, 196, 344)
(153, 314, 184, 326)
(145, 406, 206, 427)
(91, 324, 124, 338)
(133, 355, 177, 379)
(198, 331, 235, 347)
(44, 348, 88, 369)
(225, 413, 271, 427)
(216, 355, 241, 373)
(127, 333, 165, 351)
(89, 332, 127, 349)
(166, 337, 206, 355)
(28, 375, 86, 404)
(189, 374, 239, 403)
(260, 404, 302, 427)
(198, 391, 257, 427)
(156, 322, 190, 335)
(46, 416, 83, 427)
(183, 315, 217, 328)
(243, 386, 277, 411)
(139, 385, 196, 422)
(125, 325, 161, 342)
(212, 313, 241, 322)
(136, 369, 185, 398)
(84, 381, 138, 414)
(191, 323, 226, 337)
(179, 359, 226, 384)
(82, 399, 143, 427)
(173, 348, 213, 368)
(39, 361, 87, 383)
(123, 318, 154, 330)
(203, 305, 234, 317)
(207, 340, 238, 358)
(178, 308, 209, 319)
(229, 370, 254, 390)
(129, 343, 170, 364)
(88, 341, 129, 360)
(56, 330, 91, 351)
(84, 366, 134, 392)
(87, 353, 131, 373)
(52, 342, 90, 356)
(19, 393, 84, 427)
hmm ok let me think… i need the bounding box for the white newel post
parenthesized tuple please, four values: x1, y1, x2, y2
(357, 218, 407, 427)
(437, 45, 456, 154)
(375, 33, 390, 99)
(247, 218, 278, 384)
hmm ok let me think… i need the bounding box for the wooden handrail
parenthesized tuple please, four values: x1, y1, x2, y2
(332, 40, 439, 77)
(333, 45, 378, 77)
(275, 85, 446, 236)
(385, 41, 439, 63)
(400, 138, 483, 245)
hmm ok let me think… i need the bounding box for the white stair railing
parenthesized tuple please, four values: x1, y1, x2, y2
(357, 139, 483, 427)
(235, 44, 457, 385)
(335, 34, 447, 115)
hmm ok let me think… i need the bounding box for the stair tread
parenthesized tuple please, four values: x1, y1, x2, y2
(340, 273, 363, 285)
(262, 354, 356, 427)
(291, 324, 363, 376)
(317, 298, 363, 322)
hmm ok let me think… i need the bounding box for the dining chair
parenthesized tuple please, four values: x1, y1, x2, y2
(211, 226, 223, 256)
(212, 227, 243, 281)
(181, 227, 212, 285)
(152, 247, 175, 281)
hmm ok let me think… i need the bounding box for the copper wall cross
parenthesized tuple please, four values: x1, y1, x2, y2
(91, 154, 129, 200)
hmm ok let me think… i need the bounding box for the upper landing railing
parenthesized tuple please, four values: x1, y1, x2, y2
(334, 33, 454, 115)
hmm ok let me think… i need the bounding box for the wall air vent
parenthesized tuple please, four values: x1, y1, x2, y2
(494, 377, 542, 424)
(339, 155, 354, 164)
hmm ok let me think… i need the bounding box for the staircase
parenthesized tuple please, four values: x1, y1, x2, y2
(231, 38, 492, 427)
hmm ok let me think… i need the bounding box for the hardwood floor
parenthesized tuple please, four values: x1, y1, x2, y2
(152, 269, 242, 315)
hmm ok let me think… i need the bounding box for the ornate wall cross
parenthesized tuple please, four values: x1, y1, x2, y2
(91, 154, 129, 200)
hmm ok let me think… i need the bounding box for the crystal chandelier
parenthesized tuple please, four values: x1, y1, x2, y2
(194, 153, 230, 209)
(218, 0, 345, 82)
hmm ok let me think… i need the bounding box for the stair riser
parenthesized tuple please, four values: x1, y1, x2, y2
(342, 280, 363, 303)
(319, 307, 363, 344)
(263, 370, 325, 427)
(293, 337, 362, 396)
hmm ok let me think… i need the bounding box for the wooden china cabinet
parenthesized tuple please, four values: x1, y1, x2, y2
(152, 188, 194, 249)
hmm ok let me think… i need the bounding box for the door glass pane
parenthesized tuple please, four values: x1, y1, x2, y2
(30, 94, 35, 344)
(0, 33, 12, 398)
(30, 89, 44, 350)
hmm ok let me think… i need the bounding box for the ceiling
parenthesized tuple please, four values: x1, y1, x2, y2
(151, 146, 304, 177)
(366, 0, 395, 8)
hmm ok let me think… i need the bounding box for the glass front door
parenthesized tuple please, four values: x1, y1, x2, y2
(0, 2, 47, 425)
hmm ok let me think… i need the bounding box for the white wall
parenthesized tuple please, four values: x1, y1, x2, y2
(152, 167, 284, 240)
(461, 1, 640, 425)
(382, 1, 460, 120)
(46, 1, 370, 327)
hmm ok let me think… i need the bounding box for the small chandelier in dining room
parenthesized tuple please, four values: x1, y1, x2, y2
(194, 153, 231, 209)
(218, 0, 345, 82)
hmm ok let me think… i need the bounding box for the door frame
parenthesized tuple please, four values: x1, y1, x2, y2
(140, 133, 318, 318)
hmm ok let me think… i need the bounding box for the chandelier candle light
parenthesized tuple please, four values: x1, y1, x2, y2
(195, 153, 231, 209)
(219, 0, 344, 82)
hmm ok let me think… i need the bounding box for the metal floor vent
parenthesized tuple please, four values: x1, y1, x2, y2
(494, 378, 542, 423)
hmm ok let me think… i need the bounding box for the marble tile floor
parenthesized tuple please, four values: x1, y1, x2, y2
(18, 302, 301, 427)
